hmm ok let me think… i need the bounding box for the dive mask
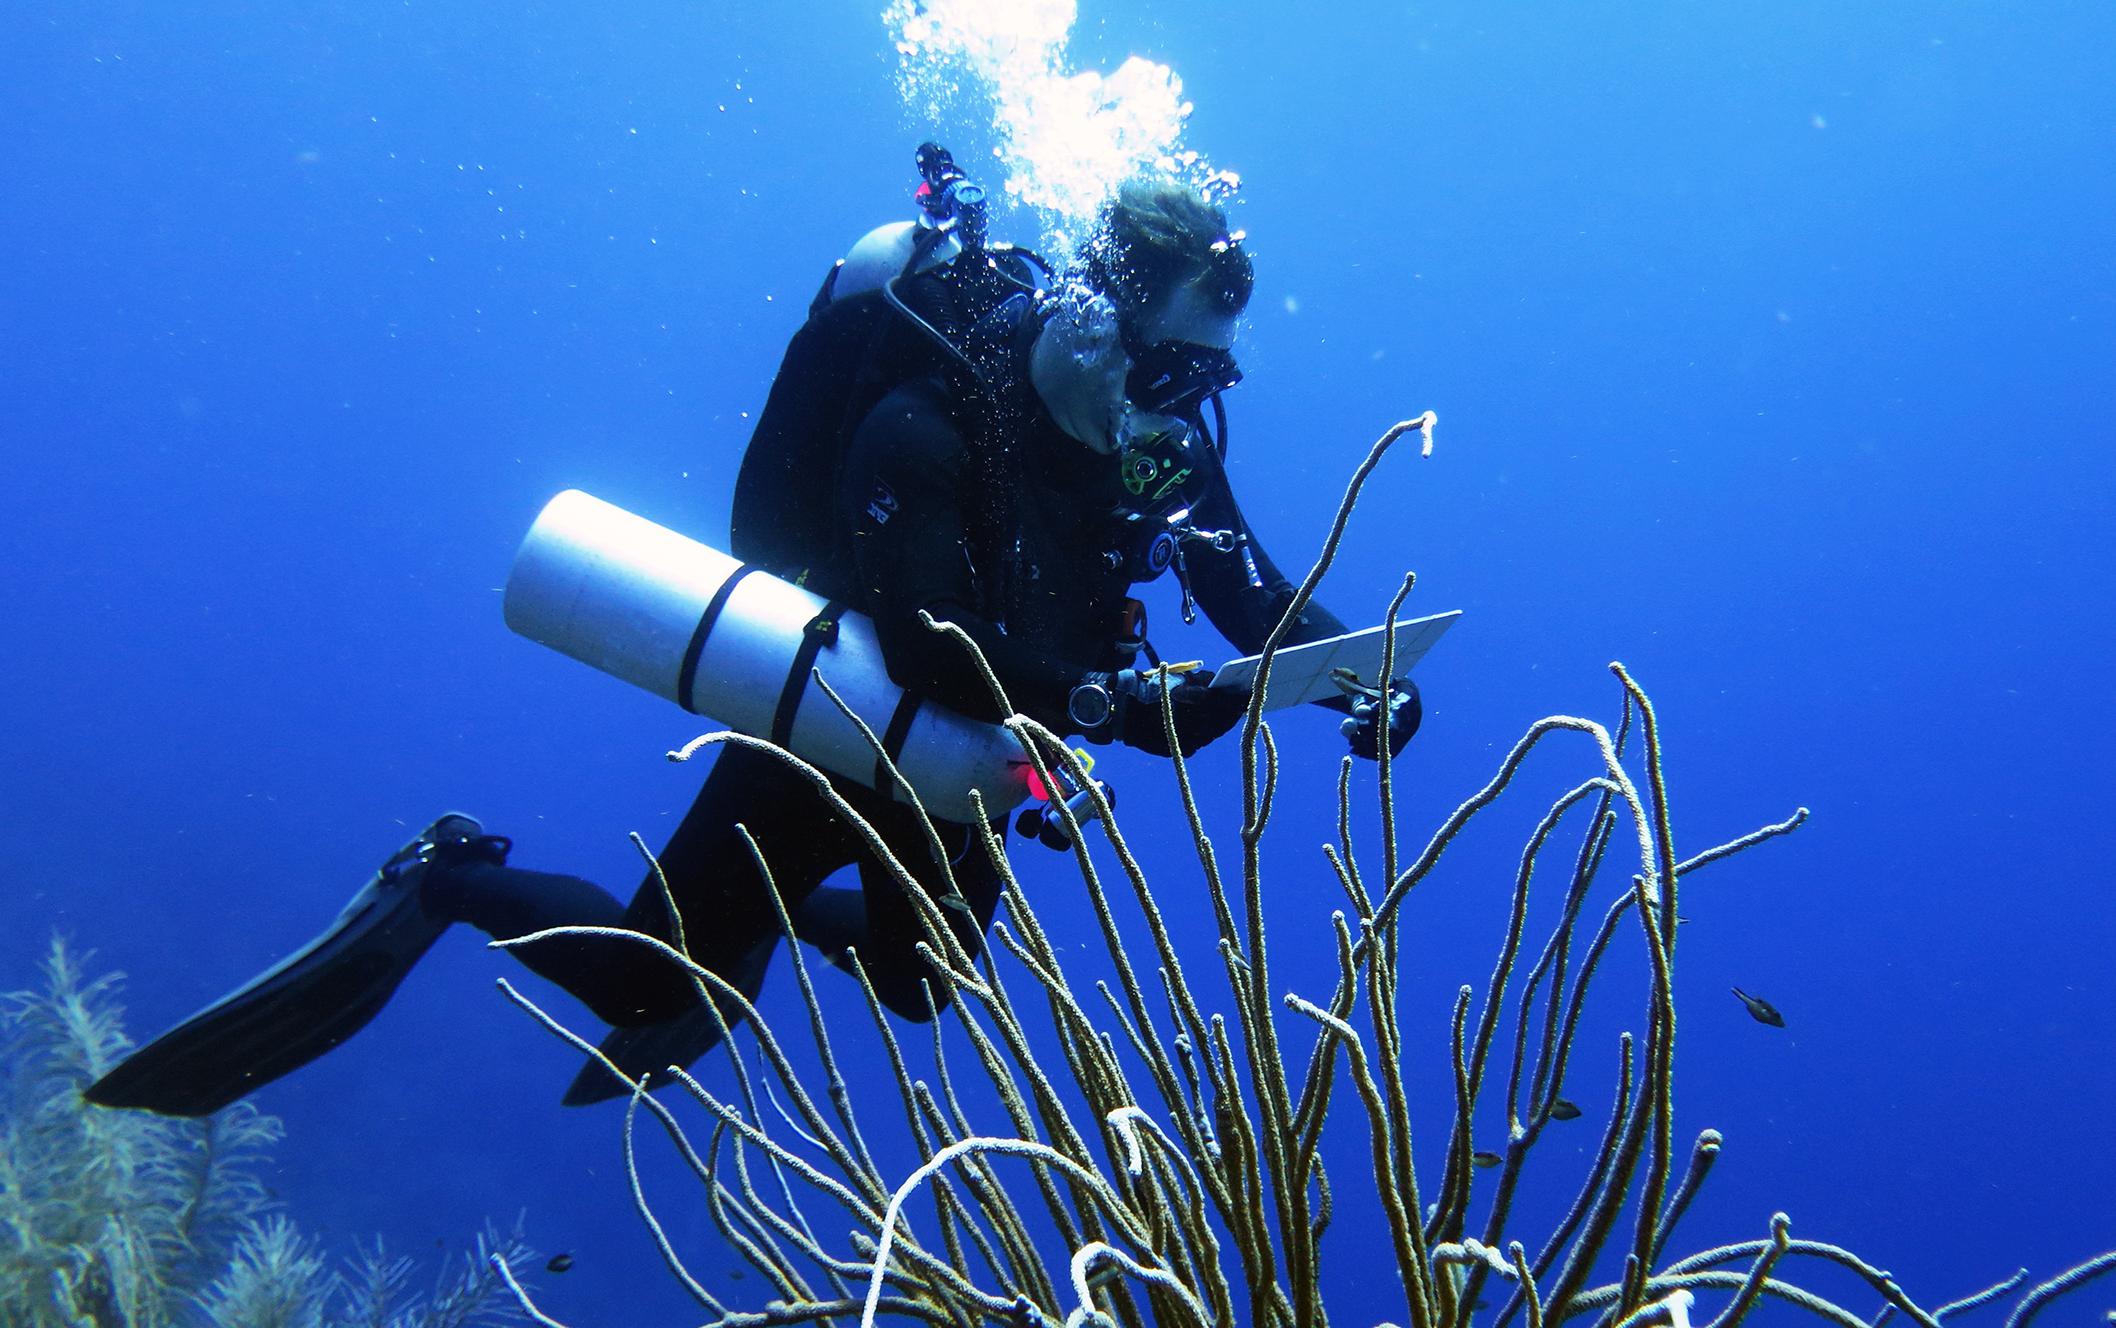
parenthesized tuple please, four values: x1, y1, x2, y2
(1125, 338, 1243, 415)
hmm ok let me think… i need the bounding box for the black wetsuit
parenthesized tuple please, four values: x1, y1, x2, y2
(428, 342, 1346, 1048)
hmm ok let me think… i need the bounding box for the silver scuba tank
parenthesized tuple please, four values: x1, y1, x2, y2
(504, 490, 1032, 823)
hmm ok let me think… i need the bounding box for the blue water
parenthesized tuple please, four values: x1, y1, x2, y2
(5, 3, 2112, 1323)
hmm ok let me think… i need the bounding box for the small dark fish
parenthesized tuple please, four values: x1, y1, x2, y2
(1731, 987, 1785, 1028)
(545, 1253, 575, 1274)
(1470, 1150, 1502, 1170)
(1546, 1099, 1583, 1121)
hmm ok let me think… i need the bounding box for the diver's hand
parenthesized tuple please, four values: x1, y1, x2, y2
(1079, 668, 1249, 757)
(1123, 668, 1249, 757)
(1341, 678, 1421, 761)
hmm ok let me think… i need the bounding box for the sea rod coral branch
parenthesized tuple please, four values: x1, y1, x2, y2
(477, 418, 2101, 1328)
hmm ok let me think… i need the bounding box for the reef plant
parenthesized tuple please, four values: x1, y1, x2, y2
(484, 419, 2111, 1328)
(0, 937, 538, 1328)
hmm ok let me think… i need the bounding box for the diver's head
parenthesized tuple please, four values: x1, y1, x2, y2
(1032, 179, 1251, 452)
(1082, 177, 1254, 326)
(1085, 178, 1249, 416)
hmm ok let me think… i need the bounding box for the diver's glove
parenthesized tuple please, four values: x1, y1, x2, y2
(1337, 678, 1422, 761)
(1072, 668, 1250, 758)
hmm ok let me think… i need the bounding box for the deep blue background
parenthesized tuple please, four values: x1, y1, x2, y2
(4, 2, 2112, 1323)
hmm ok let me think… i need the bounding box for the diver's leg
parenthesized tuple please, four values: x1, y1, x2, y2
(415, 747, 851, 1033)
(625, 745, 857, 1011)
(560, 746, 861, 1105)
(420, 858, 639, 1013)
(828, 804, 1005, 1023)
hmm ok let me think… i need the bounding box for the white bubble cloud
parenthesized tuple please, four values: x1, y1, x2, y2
(884, 0, 1229, 250)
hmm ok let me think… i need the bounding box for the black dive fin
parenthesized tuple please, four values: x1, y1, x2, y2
(561, 1005, 730, 1107)
(85, 815, 485, 1118)
(561, 939, 774, 1107)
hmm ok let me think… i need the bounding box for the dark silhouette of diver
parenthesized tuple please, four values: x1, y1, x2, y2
(88, 165, 1421, 1117)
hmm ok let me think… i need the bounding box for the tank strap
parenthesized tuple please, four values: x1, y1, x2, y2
(873, 691, 923, 795)
(772, 603, 847, 747)
(680, 565, 760, 713)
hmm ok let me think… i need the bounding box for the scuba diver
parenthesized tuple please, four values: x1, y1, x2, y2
(87, 146, 1422, 1117)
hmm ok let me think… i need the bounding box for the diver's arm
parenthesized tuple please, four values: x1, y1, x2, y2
(1185, 449, 1422, 752)
(844, 385, 1089, 730)
(1184, 450, 1350, 654)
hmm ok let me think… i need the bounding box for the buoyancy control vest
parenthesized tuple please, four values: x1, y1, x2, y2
(728, 179, 1049, 596)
